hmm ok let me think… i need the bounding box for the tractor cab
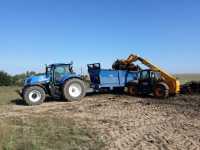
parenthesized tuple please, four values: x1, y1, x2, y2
(46, 63, 74, 85)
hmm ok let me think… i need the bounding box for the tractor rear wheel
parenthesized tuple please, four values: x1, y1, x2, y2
(23, 86, 46, 106)
(63, 79, 86, 102)
(154, 83, 169, 98)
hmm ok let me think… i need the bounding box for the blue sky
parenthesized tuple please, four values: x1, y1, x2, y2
(0, 0, 200, 74)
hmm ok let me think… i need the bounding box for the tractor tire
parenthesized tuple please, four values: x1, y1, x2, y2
(63, 78, 86, 102)
(23, 86, 46, 106)
(154, 83, 169, 98)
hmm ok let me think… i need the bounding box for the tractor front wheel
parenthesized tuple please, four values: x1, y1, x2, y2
(23, 86, 46, 106)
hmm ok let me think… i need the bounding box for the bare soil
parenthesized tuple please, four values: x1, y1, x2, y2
(1, 93, 200, 150)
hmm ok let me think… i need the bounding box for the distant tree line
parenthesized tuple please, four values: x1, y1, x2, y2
(0, 70, 37, 86)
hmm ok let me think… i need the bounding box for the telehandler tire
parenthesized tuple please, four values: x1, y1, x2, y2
(154, 83, 169, 98)
(128, 85, 138, 96)
(63, 78, 86, 102)
(23, 86, 46, 106)
(126, 81, 138, 96)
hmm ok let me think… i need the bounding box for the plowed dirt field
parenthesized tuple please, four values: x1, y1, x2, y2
(1, 93, 200, 150)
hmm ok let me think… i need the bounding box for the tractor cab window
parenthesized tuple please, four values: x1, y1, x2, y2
(54, 65, 71, 82)
(140, 70, 150, 80)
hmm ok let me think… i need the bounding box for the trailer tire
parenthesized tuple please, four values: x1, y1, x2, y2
(154, 83, 169, 98)
(23, 86, 46, 106)
(63, 78, 86, 102)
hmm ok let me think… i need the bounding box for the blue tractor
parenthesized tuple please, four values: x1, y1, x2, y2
(20, 63, 86, 105)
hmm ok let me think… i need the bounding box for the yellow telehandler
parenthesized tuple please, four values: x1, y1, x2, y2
(113, 54, 180, 98)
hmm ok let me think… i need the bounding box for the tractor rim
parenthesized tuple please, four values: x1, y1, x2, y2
(29, 90, 42, 102)
(69, 83, 82, 98)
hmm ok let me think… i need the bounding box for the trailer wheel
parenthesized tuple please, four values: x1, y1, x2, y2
(23, 86, 46, 106)
(154, 83, 169, 98)
(63, 79, 86, 101)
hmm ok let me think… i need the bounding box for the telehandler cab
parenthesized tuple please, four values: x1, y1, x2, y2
(127, 69, 169, 98)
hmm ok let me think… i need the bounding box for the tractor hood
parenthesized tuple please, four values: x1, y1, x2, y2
(24, 74, 50, 86)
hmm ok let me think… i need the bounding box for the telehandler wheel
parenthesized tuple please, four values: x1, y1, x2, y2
(23, 86, 46, 106)
(154, 83, 169, 98)
(128, 85, 138, 96)
(63, 78, 86, 102)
